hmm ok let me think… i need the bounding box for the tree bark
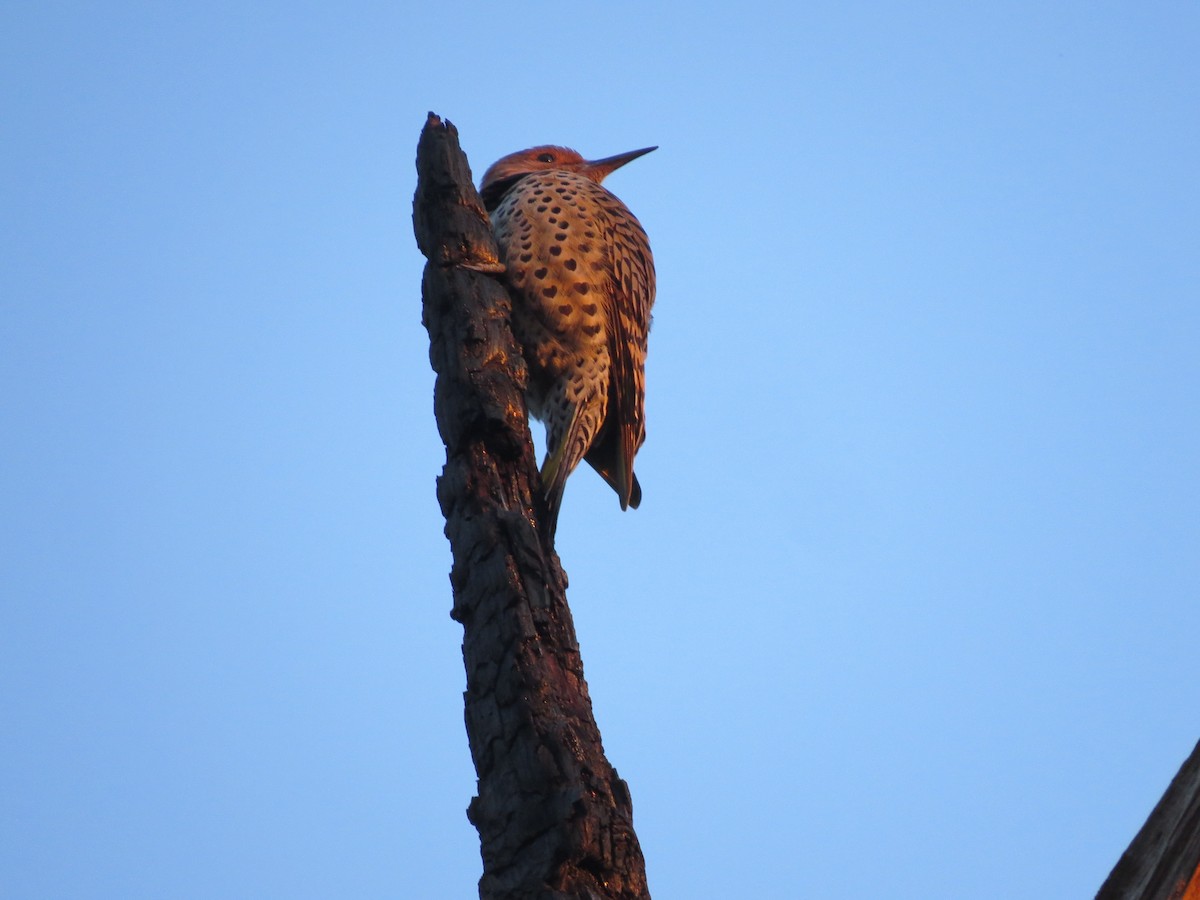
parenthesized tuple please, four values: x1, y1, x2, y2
(1097, 738, 1200, 900)
(413, 112, 650, 900)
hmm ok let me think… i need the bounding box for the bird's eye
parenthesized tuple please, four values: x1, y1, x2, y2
(537, 152, 555, 163)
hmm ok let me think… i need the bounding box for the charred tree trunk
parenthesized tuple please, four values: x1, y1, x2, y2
(413, 113, 650, 900)
(1098, 738, 1200, 900)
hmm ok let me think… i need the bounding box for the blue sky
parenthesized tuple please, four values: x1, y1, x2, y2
(2, 3, 1197, 897)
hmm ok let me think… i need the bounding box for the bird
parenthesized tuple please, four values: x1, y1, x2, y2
(480, 144, 657, 534)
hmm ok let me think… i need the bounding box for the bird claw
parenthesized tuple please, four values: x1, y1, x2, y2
(458, 259, 506, 275)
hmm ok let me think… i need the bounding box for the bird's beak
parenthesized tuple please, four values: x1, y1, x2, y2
(584, 146, 657, 180)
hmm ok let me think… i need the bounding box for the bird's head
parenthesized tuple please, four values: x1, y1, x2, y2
(480, 145, 656, 211)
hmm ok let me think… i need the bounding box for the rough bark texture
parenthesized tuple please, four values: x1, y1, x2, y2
(414, 113, 650, 900)
(1098, 739, 1200, 900)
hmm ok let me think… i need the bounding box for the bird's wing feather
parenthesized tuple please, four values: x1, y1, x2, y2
(598, 186, 655, 509)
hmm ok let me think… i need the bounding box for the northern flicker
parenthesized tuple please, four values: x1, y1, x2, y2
(480, 144, 656, 534)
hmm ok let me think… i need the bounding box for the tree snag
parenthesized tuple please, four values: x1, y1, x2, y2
(1097, 738, 1200, 900)
(414, 113, 650, 900)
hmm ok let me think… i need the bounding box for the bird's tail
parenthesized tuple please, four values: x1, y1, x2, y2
(583, 419, 641, 510)
(539, 405, 641, 538)
(539, 408, 585, 539)
(584, 453, 641, 510)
